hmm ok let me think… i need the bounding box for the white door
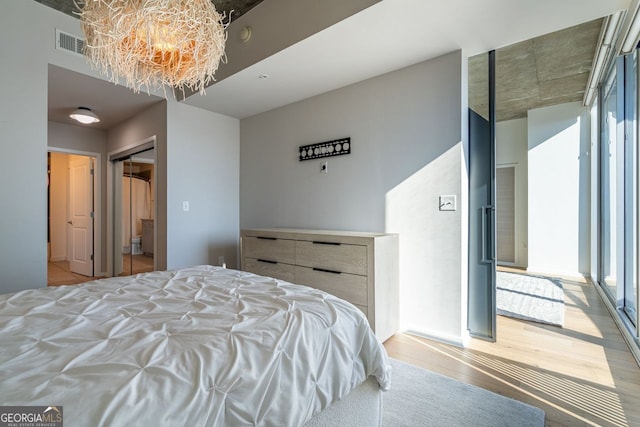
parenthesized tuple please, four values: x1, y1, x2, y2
(69, 155, 94, 276)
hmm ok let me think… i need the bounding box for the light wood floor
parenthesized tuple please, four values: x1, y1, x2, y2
(384, 273, 640, 427)
(48, 260, 99, 286)
(48, 255, 154, 286)
(119, 253, 155, 277)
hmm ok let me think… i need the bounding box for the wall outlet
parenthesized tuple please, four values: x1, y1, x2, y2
(182, 201, 190, 212)
(218, 256, 226, 268)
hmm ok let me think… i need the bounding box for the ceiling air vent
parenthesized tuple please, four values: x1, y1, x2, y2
(55, 29, 85, 57)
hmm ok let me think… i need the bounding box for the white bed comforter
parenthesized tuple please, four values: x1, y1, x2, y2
(0, 265, 390, 426)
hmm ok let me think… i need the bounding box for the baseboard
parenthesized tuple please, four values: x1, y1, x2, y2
(525, 267, 586, 281)
(588, 276, 640, 368)
(402, 328, 469, 348)
(49, 256, 66, 262)
(497, 262, 526, 269)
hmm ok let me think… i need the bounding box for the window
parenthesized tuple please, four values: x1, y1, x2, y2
(599, 52, 638, 328)
(600, 62, 619, 300)
(623, 51, 637, 324)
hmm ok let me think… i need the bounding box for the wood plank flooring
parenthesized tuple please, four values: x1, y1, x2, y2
(48, 255, 154, 286)
(48, 260, 99, 286)
(384, 274, 640, 427)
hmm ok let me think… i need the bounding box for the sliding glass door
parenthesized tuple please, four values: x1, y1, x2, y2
(624, 51, 638, 324)
(600, 62, 620, 300)
(599, 53, 638, 327)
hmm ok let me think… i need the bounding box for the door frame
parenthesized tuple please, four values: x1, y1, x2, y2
(47, 147, 102, 276)
(467, 49, 497, 342)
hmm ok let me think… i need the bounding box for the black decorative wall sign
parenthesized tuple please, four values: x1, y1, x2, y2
(299, 137, 351, 161)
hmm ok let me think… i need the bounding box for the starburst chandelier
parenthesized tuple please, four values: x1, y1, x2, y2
(76, 0, 228, 95)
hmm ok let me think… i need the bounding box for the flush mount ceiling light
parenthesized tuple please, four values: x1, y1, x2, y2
(76, 0, 228, 95)
(70, 107, 100, 124)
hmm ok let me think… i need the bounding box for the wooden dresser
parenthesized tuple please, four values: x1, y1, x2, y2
(240, 228, 399, 342)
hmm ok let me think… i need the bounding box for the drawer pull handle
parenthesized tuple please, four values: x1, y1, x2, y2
(312, 241, 341, 246)
(313, 267, 342, 275)
(257, 259, 278, 264)
(257, 237, 277, 240)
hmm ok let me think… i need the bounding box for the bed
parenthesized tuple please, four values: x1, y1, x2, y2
(0, 265, 390, 426)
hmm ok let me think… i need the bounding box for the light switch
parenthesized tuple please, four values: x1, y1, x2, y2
(183, 201, 190, 212)
(320, 161, 328, 173)
(439, 195, 456, 211)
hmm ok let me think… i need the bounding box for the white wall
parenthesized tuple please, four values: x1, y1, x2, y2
(241, 51, 469, 345)
(496, 118, 528, 267)
(527, 102, 590, 277)
(166, 101, 240, 270)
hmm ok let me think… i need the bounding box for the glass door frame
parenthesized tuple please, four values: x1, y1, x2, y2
(623, 50, 638, 325)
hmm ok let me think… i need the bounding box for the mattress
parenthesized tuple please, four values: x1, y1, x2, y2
(0, 265, 390, 426)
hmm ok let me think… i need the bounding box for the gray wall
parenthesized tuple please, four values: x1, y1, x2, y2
(1, 2, 55, 293)
(108, 101, 168, 270)
(0, 2, 240, 293)
(241, 51, 470, 344)
(166, 101, 240, 270)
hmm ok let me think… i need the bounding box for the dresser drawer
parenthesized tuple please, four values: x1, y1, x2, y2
(295, 240, 367, 276)
(244, 258, 295, 282)
(241, 228, 398, 342)
(243, 236, 295, 264)
(294, 266, 367, 306)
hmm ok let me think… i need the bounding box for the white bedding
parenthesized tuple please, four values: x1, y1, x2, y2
(0, 265, 390, 426)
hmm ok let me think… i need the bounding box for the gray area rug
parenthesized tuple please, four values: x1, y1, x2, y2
(496, 271, 565, 327)
(384, 359, 545, 427)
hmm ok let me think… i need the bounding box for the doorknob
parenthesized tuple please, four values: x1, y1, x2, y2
(67, 221, 73, 225)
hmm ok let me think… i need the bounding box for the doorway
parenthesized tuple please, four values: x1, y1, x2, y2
(47, 151, 99, 286)
(468, 17, 608, 338)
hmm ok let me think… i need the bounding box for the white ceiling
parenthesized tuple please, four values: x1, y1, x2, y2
(49, 0, 631, 126)
(183, 0, 631, 118)
(48, 65, 163, 130)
